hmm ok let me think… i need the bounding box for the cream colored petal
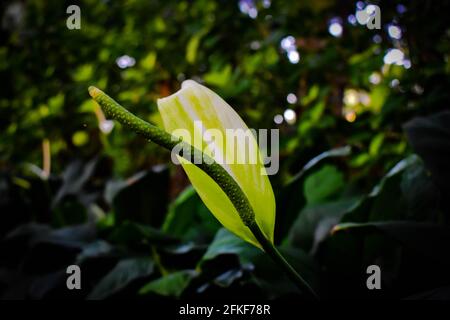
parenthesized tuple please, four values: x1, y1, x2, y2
(157, 80, 275, 247)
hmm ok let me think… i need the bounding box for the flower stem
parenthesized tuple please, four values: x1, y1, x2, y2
(248, 222, 319, 300)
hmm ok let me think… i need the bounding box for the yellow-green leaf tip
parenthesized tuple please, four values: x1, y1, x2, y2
(88, 86, 102, 99)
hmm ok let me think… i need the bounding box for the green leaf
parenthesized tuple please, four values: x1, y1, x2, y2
(288, 146, 352, 184)
(251, 246, 319, 298)
(303, 165, 345, 205)
(140, 51, 157, 70)
(211, 268, 245, 288)
(400, 158, 441, 221)
(186, 28, 209, 64)
(51, 157, 98, 208)
(332, 221, 450, 265)
(162, 186, 220, 241)
(72, 64, 93, 82)
(287, 197, 363, 251)
(277, 146, 352, 240)
(107, 221, 179, 247)
(203, 65, 232, 88)
(341, 155, 423, 223)
(201, 228, 259, 265)
(406, 286, 450, 300)
(404, 111, 450, 214)
(88, 258, 154, 300)
(139, 270, 197, 297)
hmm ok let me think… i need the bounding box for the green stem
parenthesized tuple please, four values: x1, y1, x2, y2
(88, 86, 319, 299)
(248, 222, 319, 300)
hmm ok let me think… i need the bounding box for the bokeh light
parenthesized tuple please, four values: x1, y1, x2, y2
(273, 114, 283, 124)
(383, 49, 404, 65)
(388, 25, 402, 40)
(369, 72, 382, 85)
(286, 93, 298, 104)
(116, 55, 136, 69)
(288, 50, 300, 64)
(328, 19, 343, 38)
(283, 109, 296, 124)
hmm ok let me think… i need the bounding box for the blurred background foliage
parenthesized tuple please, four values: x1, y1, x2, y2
(1, 0, 450, 299)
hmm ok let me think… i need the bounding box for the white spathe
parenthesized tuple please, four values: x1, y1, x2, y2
(157, 80, 276, 248)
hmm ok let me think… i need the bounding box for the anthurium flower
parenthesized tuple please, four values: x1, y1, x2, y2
(157, 80, 275, 248)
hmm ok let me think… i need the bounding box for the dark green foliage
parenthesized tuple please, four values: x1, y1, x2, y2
(1, 0, 450, 299)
